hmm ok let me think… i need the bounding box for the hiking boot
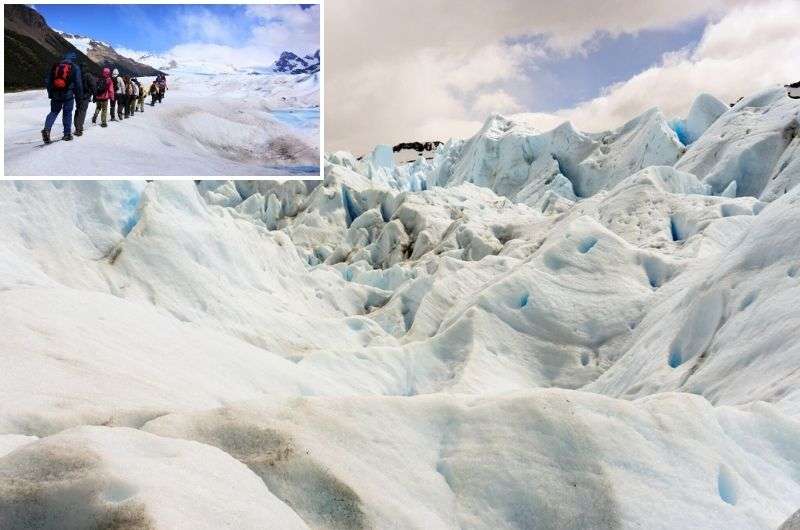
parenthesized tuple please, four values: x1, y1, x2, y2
(74, 130, 83, 137)
(110, 117, 116, 122)
(63, 134, 73, 141)
(101, 123, 108, 128)
(41, 129, 51, 144)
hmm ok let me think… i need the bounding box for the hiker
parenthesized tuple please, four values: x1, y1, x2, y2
(149, 80, 159, 106)
(121, 76, 131, 118)
(91, 67, 114, 127)
(157, 73, 167, 99)
(41, 51, 83, 143)
(73, 61, 96, 137)
(125, 77, 135, 118)
(135, 79, 146, 112)
(130, 77, 139, 116)
(111, 68, 125, 121)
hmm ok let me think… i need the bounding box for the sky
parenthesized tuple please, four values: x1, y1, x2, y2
(326, 0, 800, 154)
(34, 4, 319, 67)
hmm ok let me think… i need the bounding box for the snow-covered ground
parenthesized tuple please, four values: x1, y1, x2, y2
(1, 86, 800, 529)
(4, 71, 319, 176)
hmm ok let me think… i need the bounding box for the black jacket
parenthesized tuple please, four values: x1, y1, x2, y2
(81, 70, 97, 101)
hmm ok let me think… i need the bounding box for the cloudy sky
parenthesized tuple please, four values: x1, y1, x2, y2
(326, 0, 800, 154)
(36, 4, 319, 68)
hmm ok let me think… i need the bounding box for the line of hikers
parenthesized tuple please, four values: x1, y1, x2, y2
(42, 51, 168, 144)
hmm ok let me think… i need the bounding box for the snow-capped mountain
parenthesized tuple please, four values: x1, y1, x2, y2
(1, 86, 799, 528)
(57, 31, 110, 49)
(58, 30, 163, 77)
(272, 50, 320, 74)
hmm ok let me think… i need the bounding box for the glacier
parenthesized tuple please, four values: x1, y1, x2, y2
(1, 86, 799, 529)
(4, 64, 319, 176)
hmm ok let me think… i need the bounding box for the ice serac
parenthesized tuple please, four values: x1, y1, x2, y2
(670, 93, 729, 146)
(430, 106, 684, 207)
(675, 87, 800, 199)
(684, 93, 729, 143)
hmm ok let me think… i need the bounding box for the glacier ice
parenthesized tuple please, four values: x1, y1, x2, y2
(676, 88, 800, 199)
(669, 93, 729, 146)
(1, 85, 800, 528)
(0, 426, 308, 529)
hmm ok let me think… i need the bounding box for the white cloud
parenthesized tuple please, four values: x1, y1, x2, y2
(324, 42, 532, 151)
(508, 112, 570, 132)
(175, 9, 235, 44)
(446, 45, 522, 93)
(246, 4, 320, 57)
(116, 5, 319, 72)
(557, 0, 800, 132)
(473, 90, 524, 116)
(326, 0, 751, 153)
(115, 46, 150, 60)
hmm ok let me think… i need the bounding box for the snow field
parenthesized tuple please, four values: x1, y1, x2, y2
(4, 71, 319, 176)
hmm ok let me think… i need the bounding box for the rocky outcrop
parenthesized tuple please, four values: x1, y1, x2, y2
(272, 50, 320, 75)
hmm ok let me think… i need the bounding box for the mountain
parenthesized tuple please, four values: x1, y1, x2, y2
(59, 31, 164, 77)
(4, 4, 100, 91)
(272, 50, 320, 75)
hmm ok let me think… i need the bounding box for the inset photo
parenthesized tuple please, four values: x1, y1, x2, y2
(4, 3, 320, 177)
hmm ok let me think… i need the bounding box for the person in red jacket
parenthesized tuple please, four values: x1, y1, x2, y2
(91, 67, 115, 127)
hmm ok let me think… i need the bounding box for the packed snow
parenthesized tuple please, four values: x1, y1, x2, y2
(4, 68, 319, 176)
(1, 85, 799, 529)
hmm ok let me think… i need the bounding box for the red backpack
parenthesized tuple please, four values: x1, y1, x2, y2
(52, 62, 72, 90)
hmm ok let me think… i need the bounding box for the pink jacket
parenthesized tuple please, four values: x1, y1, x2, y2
(96, 69, 115, 101)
